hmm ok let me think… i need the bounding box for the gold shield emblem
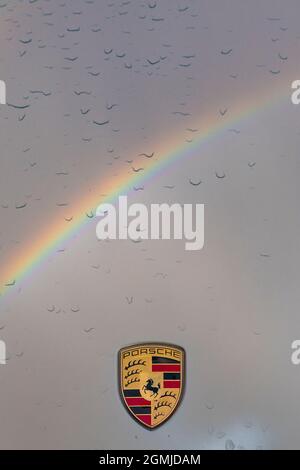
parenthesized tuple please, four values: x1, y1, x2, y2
(118, 343, 185, 429)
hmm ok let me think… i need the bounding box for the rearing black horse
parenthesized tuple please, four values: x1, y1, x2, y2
(143, 378, 161, 397)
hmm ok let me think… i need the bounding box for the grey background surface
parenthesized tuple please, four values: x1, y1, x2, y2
(0, 0, 300, 449)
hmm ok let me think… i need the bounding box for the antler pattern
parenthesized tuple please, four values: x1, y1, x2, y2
(125, 377, 140, 387)
(154, 412, 165, 420)
(124, 369, 141, 380)
(125, 359, 146, 370)
(160, 391, 177, 399)
(154, 400, 172, 410)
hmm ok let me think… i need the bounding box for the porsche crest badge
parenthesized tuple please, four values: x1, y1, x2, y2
(118, 343, 185, 429)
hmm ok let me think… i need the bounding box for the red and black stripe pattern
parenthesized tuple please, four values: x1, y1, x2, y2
(123, 389, 152, 426)
(152, 356, 181, 389)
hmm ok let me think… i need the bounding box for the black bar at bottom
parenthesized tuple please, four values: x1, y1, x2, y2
(0, 449, 291, 467)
